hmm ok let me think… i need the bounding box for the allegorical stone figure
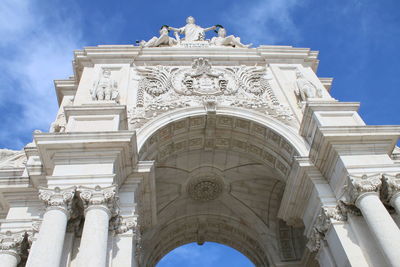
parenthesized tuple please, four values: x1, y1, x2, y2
(140, 26, 178, 47)
(91, 70, 119, 101)
(168, 16, 216, 42)
(210, 27, 252, 48)
(294, 71, 322, 101)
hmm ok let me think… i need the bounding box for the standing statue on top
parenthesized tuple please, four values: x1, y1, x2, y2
(210, 27, 252, 48)
(294, 71, 322, 102)
(140, 25, 178, 47)
(168, 16, 216, 42)
(91, 70, 119, 102)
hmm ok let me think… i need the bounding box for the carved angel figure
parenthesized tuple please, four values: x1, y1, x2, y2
(140, 26, 177, 47)
(294, 71, 322, 102)
(210, 28, 252, 48)
(91, 70, 119, 102)
(168, 16, 216, 42)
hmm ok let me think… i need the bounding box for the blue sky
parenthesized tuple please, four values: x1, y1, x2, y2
(0, 0, 399, 265)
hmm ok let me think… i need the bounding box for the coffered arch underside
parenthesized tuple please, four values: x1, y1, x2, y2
(136, 108, 308, 266)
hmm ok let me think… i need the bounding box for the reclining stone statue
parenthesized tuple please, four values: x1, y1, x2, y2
(140, 26, 178, 47)
(210, 27, 252, 48)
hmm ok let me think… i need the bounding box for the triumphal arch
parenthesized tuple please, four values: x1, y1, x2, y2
(1, 17, 400, 267)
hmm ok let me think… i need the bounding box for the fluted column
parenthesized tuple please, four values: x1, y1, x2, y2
(0, 231, 26, 267)
(382, 174, 400, 214)
(77, 185, 117, 267)
(348, 174, 400, 267)
(26, 186, 75, 267)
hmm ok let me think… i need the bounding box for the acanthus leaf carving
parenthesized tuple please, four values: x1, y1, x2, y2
(38, 186, 76, 215)
(381, 173, 400, 204)
(307, 205, 347, 252)
(346, 174, 382, 203)
(77, 185, 118, 215)
(0, 231, 26, 251)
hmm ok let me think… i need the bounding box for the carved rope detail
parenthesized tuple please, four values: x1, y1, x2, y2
(382, 174, 400, 204)
(78, 185, 117, 215)
(38, 186, 76, 214)
(307, 205, 347, 252)
(347, 174, 382, 203)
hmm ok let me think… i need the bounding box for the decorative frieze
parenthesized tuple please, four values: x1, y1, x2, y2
(38, 186, 76, 215)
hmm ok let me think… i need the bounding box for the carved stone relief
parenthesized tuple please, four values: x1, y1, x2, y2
(130, 59, 293, 129)
(0, 149, 27, 169)
(91, 69, 119, 102)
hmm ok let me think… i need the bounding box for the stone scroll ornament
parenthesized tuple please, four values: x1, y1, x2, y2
(131, 59, 293, 128)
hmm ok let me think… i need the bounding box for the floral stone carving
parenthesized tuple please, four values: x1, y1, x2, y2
(187, 174, 224, 201)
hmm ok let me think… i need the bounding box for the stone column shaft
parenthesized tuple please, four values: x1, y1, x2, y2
(77, 185, 117, 267)
(26, 186, 75, 267)
(349, 175, 400, 267)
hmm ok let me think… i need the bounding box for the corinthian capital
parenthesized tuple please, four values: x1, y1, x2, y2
(0, 231, 26, 257)
(38, 186, 76, 213)
(382, 174, 400, 204)
(78, 185, 117, 213)
(347, 174, 382, 203)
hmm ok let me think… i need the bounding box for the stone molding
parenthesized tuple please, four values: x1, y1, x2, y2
(346, 174, 382, 204)
(307, 205, 347, 252)
(382, 173, 400, 205)
(38, 186, 76, 215)
(78, 185, 118, 217)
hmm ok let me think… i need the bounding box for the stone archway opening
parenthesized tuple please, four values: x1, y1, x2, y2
(156, 241, 255, 267)
(137, 114, 307, 267)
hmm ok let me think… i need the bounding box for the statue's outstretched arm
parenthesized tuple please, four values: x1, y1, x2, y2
(168, 26, 181, 32)
(203, 26, 217, 32)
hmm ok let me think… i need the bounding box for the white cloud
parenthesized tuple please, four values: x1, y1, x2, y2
(0, 0, 85, 149)
(223, 0, 301, 45)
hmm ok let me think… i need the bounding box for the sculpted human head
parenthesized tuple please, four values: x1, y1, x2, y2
(218, 28, 227, 37)
(159, 26, 169, 35)
(186, 16, 195, 24)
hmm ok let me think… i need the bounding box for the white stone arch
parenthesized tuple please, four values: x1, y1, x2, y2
(135, 106, 310, 266)
(136, 106, 309, 157)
